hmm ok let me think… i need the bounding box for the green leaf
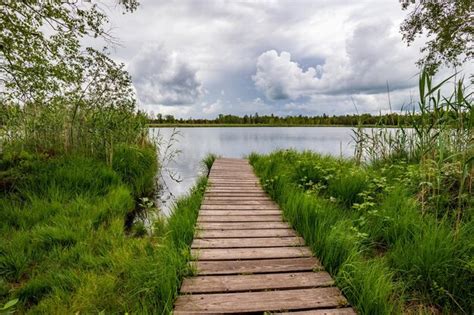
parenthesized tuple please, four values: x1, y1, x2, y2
(1, 299, 19, 311)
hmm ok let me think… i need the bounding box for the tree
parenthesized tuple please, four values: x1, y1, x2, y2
(1, 0, 139, 104)
(0, 1, 142, 158)
(400, 0, 473, 74)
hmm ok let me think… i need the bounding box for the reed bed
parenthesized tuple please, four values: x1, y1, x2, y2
(250, 71, 473, 314)
(0, 146, 209, 313)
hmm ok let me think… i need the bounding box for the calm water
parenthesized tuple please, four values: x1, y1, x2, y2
(150, 127, 357, 215)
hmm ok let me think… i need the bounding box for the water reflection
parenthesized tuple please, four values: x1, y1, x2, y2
(150, 127, 356, 215)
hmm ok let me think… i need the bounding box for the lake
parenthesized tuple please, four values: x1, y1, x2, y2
(150, 127, 357, 215)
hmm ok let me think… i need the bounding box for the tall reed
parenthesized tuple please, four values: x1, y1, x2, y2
(353, 70, 473, 226)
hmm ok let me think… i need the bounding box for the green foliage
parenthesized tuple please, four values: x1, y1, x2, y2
(0, 1, 147, 164)
(201, 153, 218, 176)
(353, 70, 473, 225)
(338, 258, 399, 315)
(362, 186, 421, 248)
(0, 3, 206, 313)
(328, 172, 368, 208)
(112, 144, 158, 197)
(250, 148, 473, 314)
(388, 221, 473, 311)
(1, 1, 138, 104)
(17, 155, 121, 198)
(400, 0, 473, 73)
(149, 112, 430, 127)
(0, 298, 19, 313)
(0, 149, 208, 314)
(0, 246, 30, 282)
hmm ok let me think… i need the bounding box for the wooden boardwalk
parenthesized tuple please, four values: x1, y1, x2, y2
(174, 158, 355, 314)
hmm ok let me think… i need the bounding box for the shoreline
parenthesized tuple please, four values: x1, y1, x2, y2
(147, 124, 402, 128)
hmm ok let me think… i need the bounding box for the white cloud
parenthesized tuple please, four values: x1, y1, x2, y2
(252, 20, 419, 102)
(101, 0, 470, 117)
(252, 50, 321, 100)
(334, 20, 418, 93)
(202, 99, 225, 115)
(128, 44, 203, 106)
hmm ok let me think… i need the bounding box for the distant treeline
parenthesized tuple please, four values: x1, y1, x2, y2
(148, 113, 415, 126)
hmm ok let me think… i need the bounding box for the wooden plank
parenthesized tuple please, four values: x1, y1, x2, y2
(173, 287, 348, 313)
(209, 180, 260, 184)
(199, 210, 281, 216)
(180, 272, 334, 293)
(211, 165, 250, 168)
(208, 188, 261, 191)
(210, 181, 258, 184)
(212, 166, 250, 168)
(204, 196, 271, 200)
(201, 205, 279, 210)
(204, 197, 269, 201)
(196, 228, 296, 238)
(202, 201, 275, 206)
(211, 172, 253, 174)
(205, 194, 268, 198)
(209, 176, 256, 179)
(278, 308, 357, 315)
(174, 158, 354, 315)
(210, 172, 254, 174)
(198, 215, 282, 222)
(210, 180, 258, 183)
(210, 170, 253, 172)
(207, 185, 260, 188)
(208, 178, 257, 180)
(207, 183, 263, 189)
(211, 167, 252, 169)
(210, 179, 256, 181)
(209, 183, 259, 186)
(206, 191, 265, 194)
(191, 237, 305, 248)
(192, 257, 322, 275)
(214, 165, 250, 168)
(206, 190, 264, 194)
(208, 186, 261, 189)
(191, 247, 312, 260)
(204, 196, 269, 199)
(197, 221, 289, 230)
(209, 184, 258, 187)
(206, 186, 263, 194)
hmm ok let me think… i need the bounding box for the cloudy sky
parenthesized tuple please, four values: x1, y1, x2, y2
(98, 0, 462, 118)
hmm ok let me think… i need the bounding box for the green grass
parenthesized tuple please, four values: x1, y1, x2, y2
(202, 153, 218, 176)
(0, 147, 209, 314)
(250, 149, 473, 314)
(112, 144, 158, 197)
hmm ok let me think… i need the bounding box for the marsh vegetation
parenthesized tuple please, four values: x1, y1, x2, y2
(0, 0, 472, 314)
(0, 1, 211, 313)
(250, 72, 473, 314)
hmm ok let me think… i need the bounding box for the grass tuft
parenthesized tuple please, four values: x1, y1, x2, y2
(250, 148, 473, 314)
(0, 148, 207, 313)
(201, 153, 218, 176)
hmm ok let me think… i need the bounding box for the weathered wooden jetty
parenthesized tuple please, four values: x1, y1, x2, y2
(174, 158, 355, 314)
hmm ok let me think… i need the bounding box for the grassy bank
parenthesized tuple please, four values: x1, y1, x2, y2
(249, 73, 473, 314)
(0, 147, 208, 313)
(250, 150, 473, 314)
